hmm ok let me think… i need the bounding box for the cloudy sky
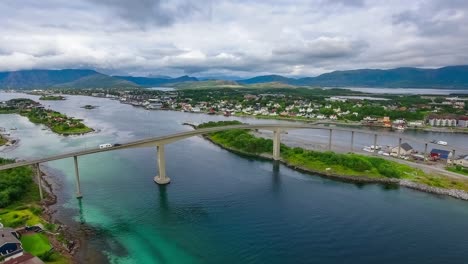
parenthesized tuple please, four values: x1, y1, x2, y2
(1, 0, 467, 78)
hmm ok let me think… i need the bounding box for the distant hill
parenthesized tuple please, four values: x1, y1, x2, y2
(2, 65, 468, 90)
(0, 69, 138, 89)
(238, 65, 468, 88)
(238, 75, 294, 85)
(114, 75, 198, 87)
(169, 80, 241, 89)
(54, 73, 139, 89)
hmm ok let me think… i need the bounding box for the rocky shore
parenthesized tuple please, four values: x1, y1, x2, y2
(35, 167, 79, 262)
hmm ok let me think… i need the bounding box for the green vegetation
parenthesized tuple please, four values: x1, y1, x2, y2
(0, 157, 71, 263)
(0, 158, 36, 208)
(447, 165, 468, 177)
(199, 121, 468, 192)
(39, 95, 65, 100)
(20, 233, 68, 263)
(21, 233, 52, 256)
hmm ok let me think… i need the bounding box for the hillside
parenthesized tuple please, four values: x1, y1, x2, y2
(54, 73, 138, 88)
(238, 65, 468, 89)
(114, 75, 198, 87)
(168, 80, 242, 89)
(238, 75, 293, 85)
(0, 69, 138, 89)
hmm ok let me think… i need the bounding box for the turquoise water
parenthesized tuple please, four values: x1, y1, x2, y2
(2, 93, 468, 264)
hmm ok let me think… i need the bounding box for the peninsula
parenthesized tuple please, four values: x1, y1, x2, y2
(0, 98, 93, 135)
(197, 121, 468, 200)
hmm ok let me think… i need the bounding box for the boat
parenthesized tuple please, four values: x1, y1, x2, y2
(437, 141, 448, 146)
(10, 127, 17, 130)
(431, 140, 448, 146)
(362, 146, 374, 152)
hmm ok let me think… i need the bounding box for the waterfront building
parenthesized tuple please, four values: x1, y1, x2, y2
(391, 143, 414, 156)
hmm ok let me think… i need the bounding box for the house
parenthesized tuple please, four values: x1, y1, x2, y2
(458, 116, 468, 128)
(0, 228, 23, 261)
(453, 155, 468, 168)
(430, 149, 452, 160)
(391, 143, 414, 156)
(427, 114, 458, 127)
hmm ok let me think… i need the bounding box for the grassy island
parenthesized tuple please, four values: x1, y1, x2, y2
(81, 104, 97, 109)
(0, 98, 93, 135)
(39, 95, 66, 101)
(0, 158, 70, 263)
(197, 121, 468, 195)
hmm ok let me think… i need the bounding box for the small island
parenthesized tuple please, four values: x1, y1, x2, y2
(39, 95, 66, 100)
(0, 98, 93, 135)
(80, 104, 98, 110)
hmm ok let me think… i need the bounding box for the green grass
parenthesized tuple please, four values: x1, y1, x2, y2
(50, 125, 93, 135)
(0, 208, 44, 228)
(447, 166, 468, 177)
(21, 233, 52, 256)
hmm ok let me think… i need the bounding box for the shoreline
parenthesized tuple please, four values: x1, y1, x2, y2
(35, 166, 79, 263)
(200, 132, 468, 201)
(37, 165, 112, 264)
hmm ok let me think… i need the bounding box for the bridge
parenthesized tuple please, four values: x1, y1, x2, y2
(0, 123, 460, 200)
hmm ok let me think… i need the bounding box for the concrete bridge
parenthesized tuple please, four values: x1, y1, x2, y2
(0, 123, 458, 200)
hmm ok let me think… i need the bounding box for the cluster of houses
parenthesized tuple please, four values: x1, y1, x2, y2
(366, 141, 468, 168)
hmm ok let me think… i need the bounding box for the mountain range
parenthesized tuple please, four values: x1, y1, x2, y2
(1, 65, 468, 89)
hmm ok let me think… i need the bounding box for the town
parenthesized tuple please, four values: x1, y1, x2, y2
(35, 87, 468, 131)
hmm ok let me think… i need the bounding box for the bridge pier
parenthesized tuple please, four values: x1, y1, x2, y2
(350, 131, 354, 153)
(73, 156, 83, 199)
(373, 134, 378, 155)
(397, 138, 402, 158)
(273, 128, 281, 160)
(424, 143, 428, 161)
(35, 164, 44, 200)
(328, 129, 332, 151)
(154, 145, 171, 185)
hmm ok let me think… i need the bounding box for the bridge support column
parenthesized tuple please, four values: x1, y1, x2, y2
(154, 145, 171, 185)
(273, 128, 281, 160)
(397, 138, 402, 159)
(35, 164, 44, 200)
(73, 156, 83, 199)
(328, 129, 332, 151)
(424, 143, 428, 162)
(373, 134, 378, 155)
(450, 149, 455, 165)
(350, 131, 354, 153)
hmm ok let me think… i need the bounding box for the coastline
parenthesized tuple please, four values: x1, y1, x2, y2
(35, 166, 79, 263)
(200, 132, 468, 201)
(37, 165, 112, 264)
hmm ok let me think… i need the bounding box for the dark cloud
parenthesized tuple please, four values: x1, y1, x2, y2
(86, 0, 211, 27)
(392, 0, 468, 36)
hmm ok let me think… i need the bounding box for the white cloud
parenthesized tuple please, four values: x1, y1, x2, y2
(0, 0, 467, 77)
